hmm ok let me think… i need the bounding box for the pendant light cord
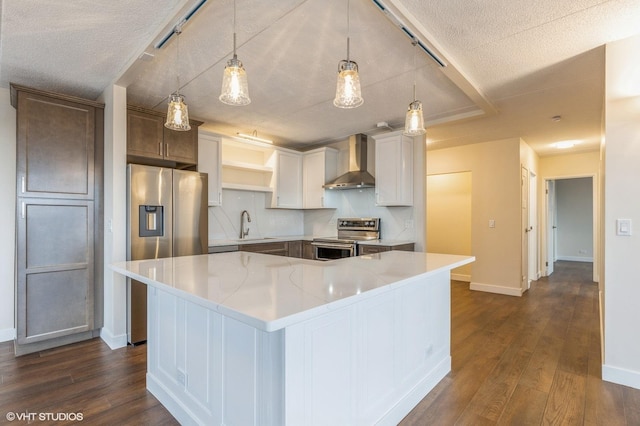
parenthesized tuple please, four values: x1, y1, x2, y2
(346, 0, 350, 62)
(412, 39, 417, 101)
(232, 0, 237, 57)
(175, 23, 182, 95)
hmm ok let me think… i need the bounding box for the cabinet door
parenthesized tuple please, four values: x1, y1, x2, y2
(198, 133, 222, 206)
(358, 245, 389, 255)
(164, 125, 197, 164)
(303, 148, 338, 209)
(273, 151, 302, 208)
(288, 241, 302, 258)
(127, 108, 164, 159)
(240, 242, 288, 256)
(16, 90, 95, 200)
(375, 133, 413, 206)
(16, 199, 94, 344)
(303, 151, 323, 208)
(302, 241, 314, 259)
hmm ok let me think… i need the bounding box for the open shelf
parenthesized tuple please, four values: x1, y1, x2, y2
(221, 182, 273, 192)
(222, 159, 273, 173)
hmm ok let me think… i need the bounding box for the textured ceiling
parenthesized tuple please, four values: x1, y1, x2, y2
(1, 0, 640, 156)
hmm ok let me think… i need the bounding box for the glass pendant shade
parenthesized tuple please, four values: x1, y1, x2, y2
(334, 60, 363, 109)
(165, 93, 191, 131)
(404, 100, 426, 136)
(219, 54, 251, 106)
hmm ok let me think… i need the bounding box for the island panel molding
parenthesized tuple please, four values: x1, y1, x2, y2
(112, 251, 474, 425)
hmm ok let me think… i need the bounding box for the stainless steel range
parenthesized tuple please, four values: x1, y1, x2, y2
(312, 218, 380, 261)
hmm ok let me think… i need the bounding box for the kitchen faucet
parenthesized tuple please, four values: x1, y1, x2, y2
(240, 210, 251, 239)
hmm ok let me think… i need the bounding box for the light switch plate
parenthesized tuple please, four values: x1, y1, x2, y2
(489, 219, 496, 228)
(616, 219, 632, 236)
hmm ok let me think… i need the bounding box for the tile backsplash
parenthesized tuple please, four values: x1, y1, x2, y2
(208, 188, 417, 242)
(208, 190, 304, 240)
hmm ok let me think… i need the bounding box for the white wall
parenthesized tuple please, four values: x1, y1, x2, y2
(555, 178, 593, 261)
(603, 34, 640, 389)
(98, 84, 128, 349)
(0, 88, 17, 342)
(427, 138, 523, 296)
(426, 172, 472, 281)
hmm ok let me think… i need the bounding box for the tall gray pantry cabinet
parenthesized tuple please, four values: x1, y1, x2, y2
(11, 84, 104, 356)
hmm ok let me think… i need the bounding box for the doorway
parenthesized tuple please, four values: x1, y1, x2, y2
(544, 176, 597, 281)
(521, 167, 538, 292)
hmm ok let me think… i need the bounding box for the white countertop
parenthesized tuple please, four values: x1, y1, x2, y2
(112, 251, 474, 332)
(208, 235, 414, 248)
(357, 239, 414, 246)
(208, 235, 314, 247)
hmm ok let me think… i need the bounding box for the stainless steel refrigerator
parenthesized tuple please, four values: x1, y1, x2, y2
(126, 164, 208, 344)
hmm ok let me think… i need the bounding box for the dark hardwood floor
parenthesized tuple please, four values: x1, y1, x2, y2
(402, 261, 640, 425)
(1, 261, 638, 425)
(0, 336, 178, 425)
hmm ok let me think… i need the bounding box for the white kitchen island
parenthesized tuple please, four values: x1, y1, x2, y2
(112, 251, 474, 426)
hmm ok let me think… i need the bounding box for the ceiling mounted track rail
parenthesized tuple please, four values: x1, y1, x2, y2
(155, 0, 209, 49)
(371, 0, 446, 68)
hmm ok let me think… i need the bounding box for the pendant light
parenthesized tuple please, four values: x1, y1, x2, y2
(165, 23, 191, 131)
(219, 0, 251, 106)
(404, 40, 425, 136)
(334, 0, 363, 109)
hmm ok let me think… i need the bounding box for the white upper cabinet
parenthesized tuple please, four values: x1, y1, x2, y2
(374, 131, 413, 206)
(198, 131, 222, 206)
(267, 150, 302, 209)
(302, 147, 338, 209)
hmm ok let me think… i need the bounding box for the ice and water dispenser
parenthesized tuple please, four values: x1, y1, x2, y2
(138, 205, 164, 237)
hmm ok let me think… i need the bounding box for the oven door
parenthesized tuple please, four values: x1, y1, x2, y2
(312, 242, 356, 261)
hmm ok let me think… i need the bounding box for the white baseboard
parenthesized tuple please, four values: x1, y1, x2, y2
(0, 327, 15, 343)
(602, 364, 640, 390)
(451, 273, 471, 282)
(470, 282, 523, 297)
(556, 255, 594, 262)
(100, 327, 128, 350)
(148, 373, 201, 425)
(378, 356, 451, 426)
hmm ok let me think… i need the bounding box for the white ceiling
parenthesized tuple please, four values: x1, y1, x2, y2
(2, 0, 639, 156)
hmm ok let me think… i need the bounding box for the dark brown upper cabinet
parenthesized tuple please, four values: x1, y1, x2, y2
(127, 105, 202, 168)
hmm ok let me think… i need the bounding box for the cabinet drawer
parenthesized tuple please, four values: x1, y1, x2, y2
(239, 242, 288, 256)
(358, 245, 390, 255)
(358, 243, 415, 255)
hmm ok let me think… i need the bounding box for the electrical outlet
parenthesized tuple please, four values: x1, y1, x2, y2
(177, 370, 186, 386)
(579, 249, 587, 254)
(425, 344, 433, 359)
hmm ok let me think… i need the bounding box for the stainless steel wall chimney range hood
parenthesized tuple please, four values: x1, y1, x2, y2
(323, 134, 375, 190)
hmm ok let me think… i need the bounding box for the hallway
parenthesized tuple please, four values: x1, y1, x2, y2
(402, 261, 640, 425)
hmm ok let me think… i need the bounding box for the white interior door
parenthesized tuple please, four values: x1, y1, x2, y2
(546, 180, 556, 275)
(521, 167, 529, 291)
(528, 172, 538, 282)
